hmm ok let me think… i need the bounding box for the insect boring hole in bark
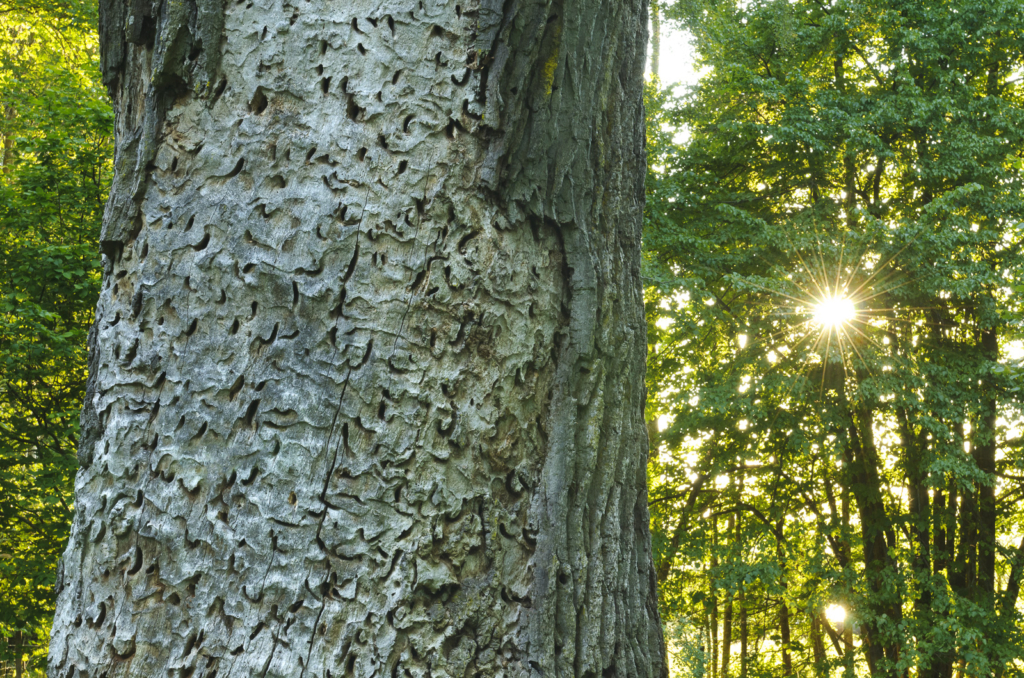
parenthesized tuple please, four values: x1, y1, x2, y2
(228, 374, 245, 400)
(346, 94, 364, 121)
(444, 118, 465, 139)
(249, 87, 268, 114)
(192, 232, 210, 251)
(243, 399, 261, 428)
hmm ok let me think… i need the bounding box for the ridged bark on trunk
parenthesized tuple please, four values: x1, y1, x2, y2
(49, 1, 664, 677)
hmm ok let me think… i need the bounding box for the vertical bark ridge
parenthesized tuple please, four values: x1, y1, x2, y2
(51, 1, 663, 677)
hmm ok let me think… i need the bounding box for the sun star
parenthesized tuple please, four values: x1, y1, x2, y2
(825, 604, 847, 625)
(813, 295, 856, 329)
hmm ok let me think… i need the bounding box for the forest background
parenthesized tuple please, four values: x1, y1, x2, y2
(1, 0, 1023, 676)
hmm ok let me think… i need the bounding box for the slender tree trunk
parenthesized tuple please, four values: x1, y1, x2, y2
(49, 1, 665, 677)
(710, 519, 719, 678)
(704, 604, 713, 678)
(934, 486, 948, 575)
(655, 471, 709, 582)
(995, 537, 1024, 678)
(776, 521, 792, 677)
(722, 510, 735, 678)
(646, 416, 660, 453)
(923, 470, 957, 678)
(1000, 536, 1024, 616)
(1, 104, 14, 178)
(721, 591, 733, 678)
(649, 0, 660, 79)
(779, 599, 792, 676)
(13, 631, 24, 678)
(838, 361, 904, 677)
(975, 328, 998, 602)
(951, 419, 976, 600)
(846, 402, 900, 677)
(811, 613, 826, 677)
(944, 477, 959, 581)
(839, 471, 855, 677)
(902, 406, 931, 611)
(710, 595, 718, 678)
(738, 586, 747, 678)
(737, 506, 747, 678)
(901, 403, 937, 677)
(843, 620, 853, 675)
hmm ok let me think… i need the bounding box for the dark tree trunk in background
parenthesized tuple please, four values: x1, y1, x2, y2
(811, 615, 826, 677)
(721, 511, 734, 678)
(49, 1, 664, 676)
(776, 522, 792, 677)
(975, 328, 998, 602)
(721, 592, 732, 678)
(709, 518, 719, 678)
(736, 509, 747, 678)
(738, 587, 747, 678)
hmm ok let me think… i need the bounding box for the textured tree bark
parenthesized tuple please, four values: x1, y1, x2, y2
(49, 1, 665, 677)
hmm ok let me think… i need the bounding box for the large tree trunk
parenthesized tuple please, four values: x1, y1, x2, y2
(49, 1, 664, 677)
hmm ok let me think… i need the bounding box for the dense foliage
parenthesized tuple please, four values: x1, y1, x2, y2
(0, 0, 110, 666)
(644, 0, 1024, 676)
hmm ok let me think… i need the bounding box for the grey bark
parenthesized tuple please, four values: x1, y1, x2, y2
(50, 1, 664, 677)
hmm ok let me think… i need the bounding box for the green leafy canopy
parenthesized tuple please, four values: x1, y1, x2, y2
(0, 0, 110, 667)
(644, 0, 1024, 675)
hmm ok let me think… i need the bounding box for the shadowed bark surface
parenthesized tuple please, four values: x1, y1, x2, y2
(49, 1, 664, 676)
